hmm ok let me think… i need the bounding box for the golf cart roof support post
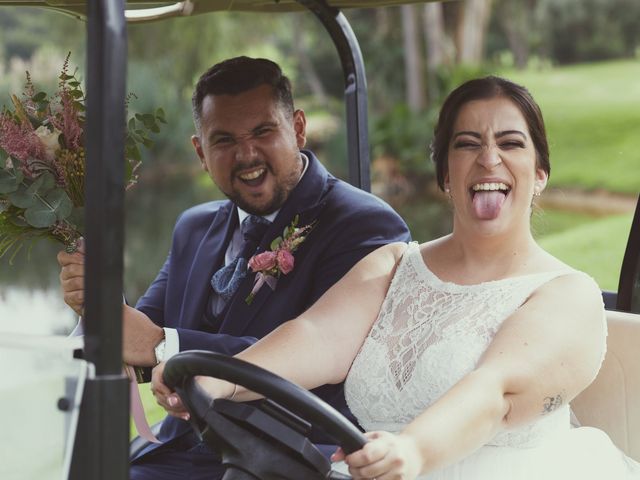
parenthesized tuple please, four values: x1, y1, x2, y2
(616, 195, 640, 313)
(297, 0, 371, 192)
(84, 0, 127, 377)
(70, 0, 130, 478)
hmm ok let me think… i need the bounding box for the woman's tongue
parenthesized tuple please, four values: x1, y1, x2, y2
(472, 191, 506, 220)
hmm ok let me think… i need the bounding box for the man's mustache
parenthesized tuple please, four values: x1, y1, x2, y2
(231, 161, 270, 177)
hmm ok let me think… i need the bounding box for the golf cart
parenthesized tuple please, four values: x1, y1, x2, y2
(1, 1, 639, 479)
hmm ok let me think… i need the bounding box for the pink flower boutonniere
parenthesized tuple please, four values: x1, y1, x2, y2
(245, 215, 315, 305)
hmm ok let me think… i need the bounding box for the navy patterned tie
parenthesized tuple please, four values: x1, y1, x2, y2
(210, 215, 271, 303)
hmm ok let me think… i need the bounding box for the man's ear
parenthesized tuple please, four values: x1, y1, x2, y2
(191, 135, 207, 171)
(293, 109, 307, 149)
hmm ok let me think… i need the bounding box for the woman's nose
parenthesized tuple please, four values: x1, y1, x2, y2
(476, 145, 501, 169)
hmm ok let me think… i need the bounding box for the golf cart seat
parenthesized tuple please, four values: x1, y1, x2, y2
(571, 309, 640, 462)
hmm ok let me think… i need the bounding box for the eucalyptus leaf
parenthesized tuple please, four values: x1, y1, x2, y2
(27, 175, 45, 195)
(48, 189, 73, 220)
(24, 205, 56, 228)
(9, 214, 28, 227)
(8, 185, 37, 208)
(24, 189, 72, 227)
(0, 169, 20, 194)
(36, 172, 56, 194)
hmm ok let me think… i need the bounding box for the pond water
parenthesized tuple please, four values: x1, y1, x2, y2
(0, 192, 630, 329)
(0, 286, 76, 336)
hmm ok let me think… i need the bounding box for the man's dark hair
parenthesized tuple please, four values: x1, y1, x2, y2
(192, 56, 294, 131)
(431, 75, 550, 191)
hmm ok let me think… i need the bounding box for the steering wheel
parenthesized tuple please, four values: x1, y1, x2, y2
(163, 350, 367, 480)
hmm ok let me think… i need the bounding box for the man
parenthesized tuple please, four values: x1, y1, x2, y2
(58, 56, 410, 479)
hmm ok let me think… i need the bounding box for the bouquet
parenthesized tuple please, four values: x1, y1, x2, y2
(0, 53, 165, 259)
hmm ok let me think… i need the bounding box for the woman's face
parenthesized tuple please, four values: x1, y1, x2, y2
(445, 96, 548, 236)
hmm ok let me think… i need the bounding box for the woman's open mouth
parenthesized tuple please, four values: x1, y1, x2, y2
(469, 182, 511, 220)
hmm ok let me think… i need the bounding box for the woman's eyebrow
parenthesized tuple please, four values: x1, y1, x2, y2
(496, 130, 527, 140)
(453, 131, 481, 139)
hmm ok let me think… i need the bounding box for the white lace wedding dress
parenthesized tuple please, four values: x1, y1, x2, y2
(341, 242, 640, 479)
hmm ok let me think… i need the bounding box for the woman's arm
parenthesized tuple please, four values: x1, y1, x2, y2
(343, 272, 606, 478)
(201, 242, 407, 398)
(154, 242, 407, 414)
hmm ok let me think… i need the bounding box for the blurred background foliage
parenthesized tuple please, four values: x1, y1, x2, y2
(1, 0, 639, 305)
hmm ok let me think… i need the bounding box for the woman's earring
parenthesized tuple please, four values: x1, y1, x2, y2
(533, 189, 541, 197)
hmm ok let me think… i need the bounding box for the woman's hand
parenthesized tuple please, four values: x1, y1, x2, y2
(151, 361, 190, 421)
(195, 375, 235, 401)
(331, 431, 423, 480)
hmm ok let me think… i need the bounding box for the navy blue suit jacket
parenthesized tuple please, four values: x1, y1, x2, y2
(132, 150, 410, 460)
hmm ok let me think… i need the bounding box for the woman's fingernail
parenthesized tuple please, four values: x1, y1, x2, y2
(168, 396, 177, 407)
(182, 413, 190, 421)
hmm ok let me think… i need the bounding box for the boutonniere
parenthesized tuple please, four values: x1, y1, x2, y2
(245, 214, 315, 305)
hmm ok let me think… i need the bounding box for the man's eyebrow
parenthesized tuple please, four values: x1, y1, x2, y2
(251, 121, 279, 133)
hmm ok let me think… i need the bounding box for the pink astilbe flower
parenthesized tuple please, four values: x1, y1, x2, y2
(50, 91, 83, 150)
(0, 113, 45, 165)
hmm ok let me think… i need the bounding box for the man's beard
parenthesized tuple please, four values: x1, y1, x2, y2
(223, 163, 300, 216)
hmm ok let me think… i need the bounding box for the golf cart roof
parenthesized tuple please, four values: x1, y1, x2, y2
(3, 0, 441, 20)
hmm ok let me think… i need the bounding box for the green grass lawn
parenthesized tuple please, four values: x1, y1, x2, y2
(537, 212, 634, 291)
(499, 60, 640, 194)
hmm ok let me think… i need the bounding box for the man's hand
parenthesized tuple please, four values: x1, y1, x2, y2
(123, 305, 165, 366)
(57, 238, 86, 316)
(151, 361, 190, 421)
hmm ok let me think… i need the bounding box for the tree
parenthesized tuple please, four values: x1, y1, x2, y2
(456, 0, 493, 64)
(422, 2, 449, 101)
(401, 4, 426, 111)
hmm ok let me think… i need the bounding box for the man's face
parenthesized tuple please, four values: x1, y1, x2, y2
(192, 85, 307, 215)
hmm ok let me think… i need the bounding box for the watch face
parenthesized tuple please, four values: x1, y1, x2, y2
(154, 339, 166, 364)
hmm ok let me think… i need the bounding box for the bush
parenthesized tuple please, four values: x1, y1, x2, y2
(541, 0, 640, 64)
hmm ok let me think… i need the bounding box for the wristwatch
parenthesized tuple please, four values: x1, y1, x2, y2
(153, 331, 166, 365)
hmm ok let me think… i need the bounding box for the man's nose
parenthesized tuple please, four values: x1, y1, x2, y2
(476, 145, 501, 169)
(235, 138, 258, 162)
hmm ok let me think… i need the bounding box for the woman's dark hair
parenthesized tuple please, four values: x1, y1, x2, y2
(431, 76, 550, 191)
(192, 56, 294, 132)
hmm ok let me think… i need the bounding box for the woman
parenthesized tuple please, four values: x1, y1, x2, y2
(154, 76, 639, 479)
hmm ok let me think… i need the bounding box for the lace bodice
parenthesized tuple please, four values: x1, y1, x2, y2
(345, 242, 605, 448)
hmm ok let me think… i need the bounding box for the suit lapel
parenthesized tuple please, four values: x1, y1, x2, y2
(178, 202, 237, 328)
(220, 151, 330, 336)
